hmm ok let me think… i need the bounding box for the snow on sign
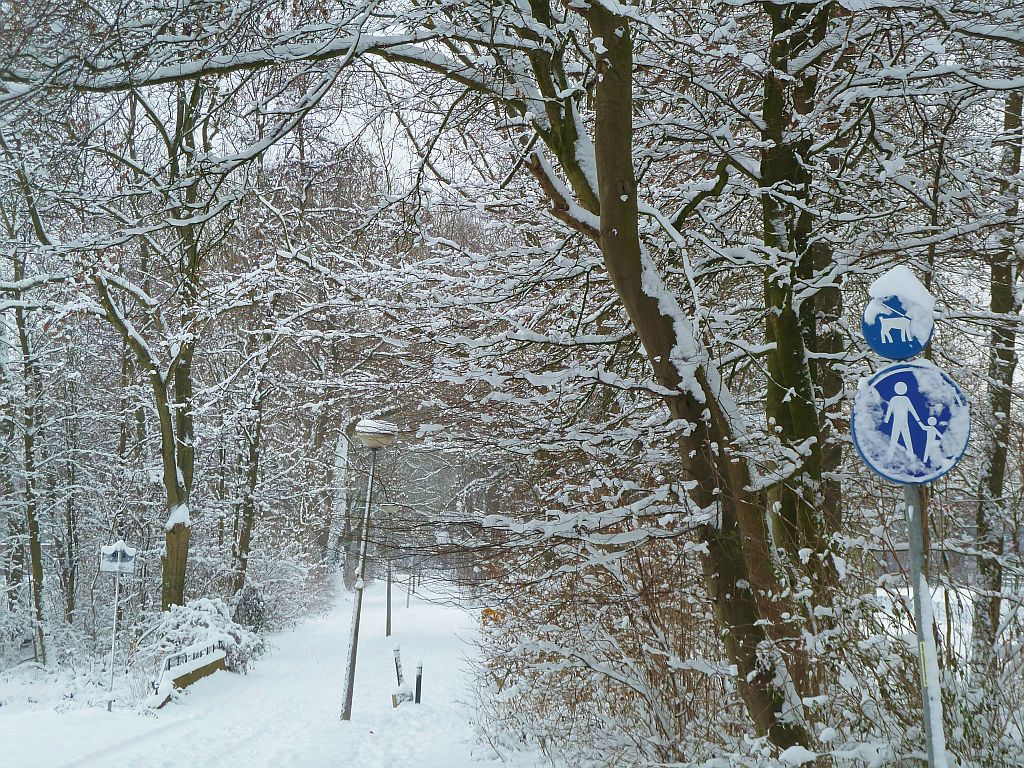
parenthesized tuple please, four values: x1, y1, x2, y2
(852, 361, 969, 484)
(99, 540, 137, 574)
(861, 265, 935, 360)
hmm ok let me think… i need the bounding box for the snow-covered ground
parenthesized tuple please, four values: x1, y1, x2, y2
(0, 583, 537, 768)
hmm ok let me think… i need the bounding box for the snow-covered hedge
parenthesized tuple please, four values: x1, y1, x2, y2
(136, 597, 265, 674)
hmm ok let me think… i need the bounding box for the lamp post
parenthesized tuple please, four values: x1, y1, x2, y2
(340, 419, 398, 722)
(379, 503, 401, 638)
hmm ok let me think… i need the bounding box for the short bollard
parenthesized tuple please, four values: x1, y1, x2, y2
(415, 662, 422, 704)
(392, 646, 414, 707)
(393, 645, 405, 686)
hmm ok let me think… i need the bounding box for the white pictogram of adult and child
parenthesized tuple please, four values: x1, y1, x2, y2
(882, 381, 944, 466)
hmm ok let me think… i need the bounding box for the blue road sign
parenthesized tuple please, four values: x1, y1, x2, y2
(862, 295, 933, 360)
(852, 361, 969, 484)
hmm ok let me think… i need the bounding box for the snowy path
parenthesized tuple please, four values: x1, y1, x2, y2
(1, 584, 522, 768)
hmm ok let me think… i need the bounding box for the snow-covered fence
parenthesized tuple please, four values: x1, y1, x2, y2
(157, 639, 228, 682)
(148, 639, 228, 708)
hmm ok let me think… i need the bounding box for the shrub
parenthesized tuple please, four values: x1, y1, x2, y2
(231, 585, 267, 633)
(135, 597, 265, 674)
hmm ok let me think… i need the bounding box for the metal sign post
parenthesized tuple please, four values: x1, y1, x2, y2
(99, 541, 136, 712)
(904, 485, 944, 768)
(852, 267, 967, 768)
(386, 560, 392, 638)
(380, 503, 400, 639)
(108, 569, 121, 712)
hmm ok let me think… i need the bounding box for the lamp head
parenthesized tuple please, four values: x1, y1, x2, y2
(354, 419, 399, 449)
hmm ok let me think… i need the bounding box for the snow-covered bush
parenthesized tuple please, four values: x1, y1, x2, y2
(133, 597, 265, 674)
(243, 544, 335, 629)
(231, 585, 267, 632)
(0, 612, 37, 669)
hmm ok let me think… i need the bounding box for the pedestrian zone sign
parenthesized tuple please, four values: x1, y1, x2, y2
(852, 361, 970, 484)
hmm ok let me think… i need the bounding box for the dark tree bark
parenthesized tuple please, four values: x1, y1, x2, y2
(973, 90, 1023, 665)
(760, 1, 837, 577)
(14, 258, 46, 663)
(232, 417, 261, 594)
(576, 4, 815, 751)
(232, 338, 272, 594)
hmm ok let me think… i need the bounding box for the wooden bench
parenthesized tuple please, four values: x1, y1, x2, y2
(148, 641, 228, 708)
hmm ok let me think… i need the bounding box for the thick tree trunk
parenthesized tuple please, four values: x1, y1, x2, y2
(760, 1, 835, 573)
(972, 90, 1023, 665)
(158, 81, 203, 609)
(583, 6, 813, 751)
(813, 242, 845, 534)
(163, 522, 191, 609)
(92, 277, 191, 609)
(174, 343, 195, 494)
(157, 377, 189, 609)
(164, 346, 194, 609)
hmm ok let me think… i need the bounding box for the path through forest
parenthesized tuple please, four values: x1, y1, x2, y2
(1, 583, 531, 767)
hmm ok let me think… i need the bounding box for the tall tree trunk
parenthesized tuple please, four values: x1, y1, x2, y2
(231, 318, 275, 592)
(342, 421, 360, 589)
(2, 141, 53, 658)
(813, 242, 845, 534)
(157, 378, 190, 609)
(761, 1, 835, 579)
(165, 346, 194, 610)
(62, 479, 77, 624)
(972, 90, 1023, 665)
(232, 410, 262, 594)
(174, 343, 195, 495)
(14, 281, 46, 663)
(328, 429, 350, 566)
(5, 518, 24, 613)
(92, 278, 190, 609)
(160, 81, 204, 609)
(58, 367, 79, 624)
(61, 445, 78, 623)
(0, 314, 23, 613)
(581, 5, 813, 751)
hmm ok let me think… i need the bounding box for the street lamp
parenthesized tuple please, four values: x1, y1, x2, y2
(340, 418, 398, 722)
(379, 503, 401, 638)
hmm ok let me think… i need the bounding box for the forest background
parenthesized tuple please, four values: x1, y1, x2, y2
(1, 1, 1023, 766)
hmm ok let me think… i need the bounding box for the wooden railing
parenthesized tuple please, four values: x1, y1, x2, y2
(151, 639, 228, 696)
